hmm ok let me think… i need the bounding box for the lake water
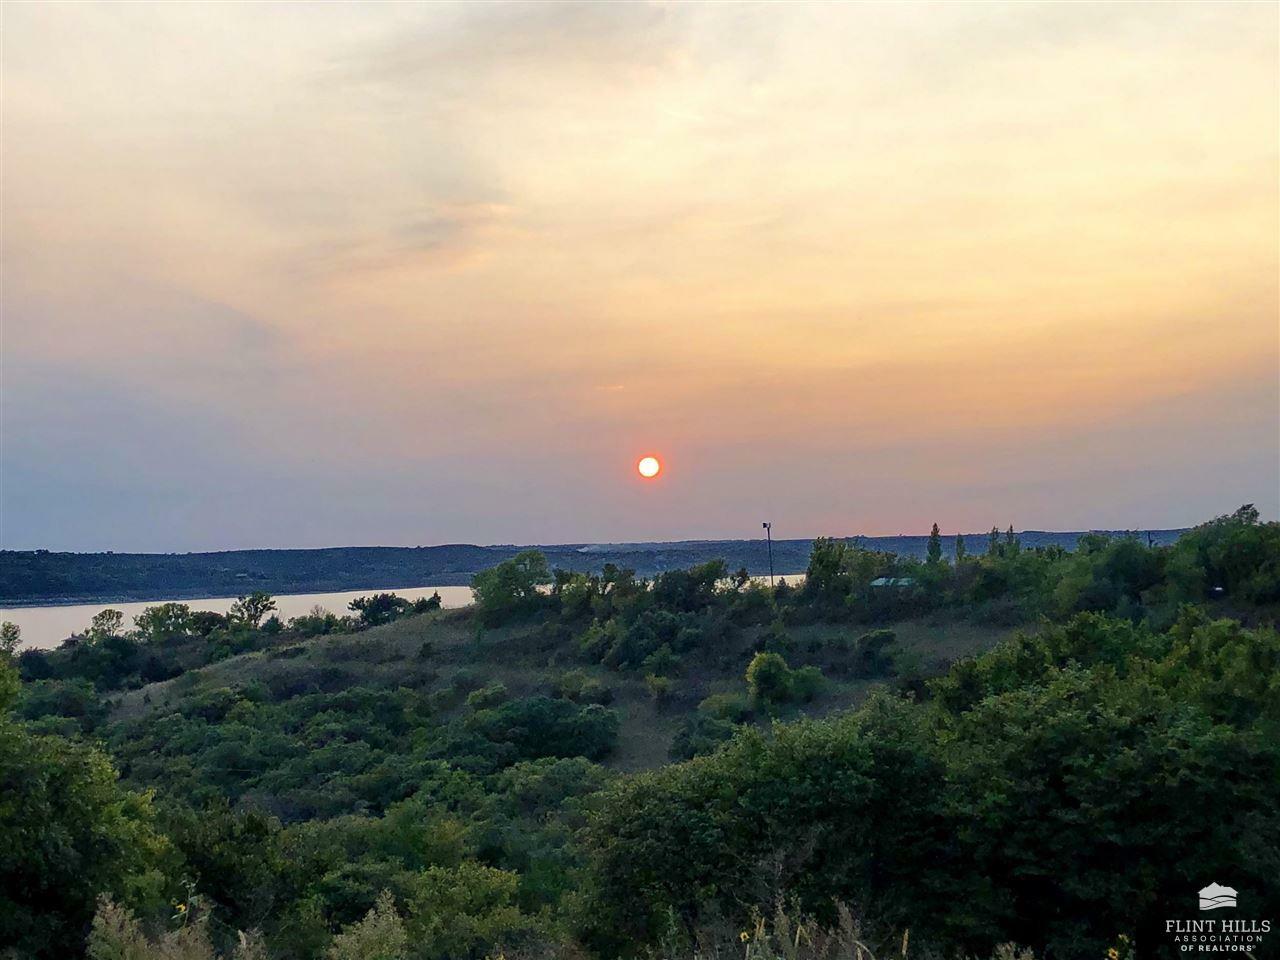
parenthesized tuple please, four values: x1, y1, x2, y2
(1, 585, 476, 651)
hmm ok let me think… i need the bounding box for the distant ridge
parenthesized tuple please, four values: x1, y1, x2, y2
(0, 529, 1188, 607)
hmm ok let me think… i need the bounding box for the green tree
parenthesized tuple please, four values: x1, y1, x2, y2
(926, 523, 942, 565)
(1, 621, 21, 656)
(326, 891, 409, 960)
(955, 534, 967, 563)
(0, 654, 172, 957)
(133, 603, 195, 644)
(804, 537, 851, 599)
(349, 593, 411, 627)
(0, 631, 18, 712)
(229, 591, 277, 629)
(471, 551, 551, 626)
(87, 609, 126, 643)
(1165, 504, 1280, 602)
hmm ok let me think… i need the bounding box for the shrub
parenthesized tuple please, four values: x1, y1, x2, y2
(644, 673, 673, 705)
(550, 669, 614, 705)
(745, 652, 792, 706)
(405, 862, 540, 960)
(325, 891, 408, 960)
(466, 682, 509, 711)
(789, 665, 824, 702)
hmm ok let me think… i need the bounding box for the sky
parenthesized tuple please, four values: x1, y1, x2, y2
(2, 1, 1277, 552)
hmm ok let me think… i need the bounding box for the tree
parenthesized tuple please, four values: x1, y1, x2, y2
(472, 551, 551, 626)
(0, 635, 18, 711)
(955, 534, 967, 563)
(349, 593, 411, 627)
(133, 603, 195, 644)
(0, 659, 172, 957)
(229, 592, 276, 629)
(987, 527, 1001, 557)
(805, 537, 851, 599)
(0, 621, 20, 656)
(86, 609, 125, 643)
(1164, 504, 1280, 603)
(927, 524, 943, 565)
(326, 891, 409, 960)
(412, 592, 443, 614)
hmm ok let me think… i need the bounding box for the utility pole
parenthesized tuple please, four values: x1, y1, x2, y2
(762, 522, 774, 588)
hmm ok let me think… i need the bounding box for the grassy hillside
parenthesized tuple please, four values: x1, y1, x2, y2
(4, 506, 1277, 960)
(108, 607, 1015, 778)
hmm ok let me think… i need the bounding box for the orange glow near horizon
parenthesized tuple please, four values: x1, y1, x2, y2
(0, 2, 1276, 550)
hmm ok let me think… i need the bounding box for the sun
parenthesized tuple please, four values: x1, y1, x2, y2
(637, 455, 661, 479)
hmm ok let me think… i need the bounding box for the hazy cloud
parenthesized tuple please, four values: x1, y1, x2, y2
(2, 1, 1276, 550)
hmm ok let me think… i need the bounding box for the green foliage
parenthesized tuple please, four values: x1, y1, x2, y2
(88, 609, 126, 643)
(584, 611, 1280, 959)
(581, 695, 942, 955)
(230, 592, 277, 629)
(87, 898, 215, 960)
(644, 673, 673, 705)
(348, 594, 411, 628)
(0, 717, 172, 958)
(852, 629, 896, 678)
(18, 676, 110, 733)
(325, 891, 408, 960)
(927, 523, 943, 565)
(472, 551, 551, 626)
(0, 633, 18, 711)
(406, 862, 539, 960)
(745, 653, 824, 707)
(12, 509, 1279, 960)
(650, 560, 727, 613)
(134, 603, 197, 644)
(412, 592, 443, 615)
(745, 651, 792, 706)
(466, 696, 620, 764)
(549, 669, 613, 705)
(465, 681, 509, 712)
(1165, 504, 1280, 603)
(290, 606, 350, 638)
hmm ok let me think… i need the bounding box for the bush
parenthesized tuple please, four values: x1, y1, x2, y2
(405, 862, 541, 960)
(550, 669, 613, 705)
(745, 652, 792, 706)
(644, 673, 673, 705)
(467, 696, 620, 762)
(466, 682, 509, 711)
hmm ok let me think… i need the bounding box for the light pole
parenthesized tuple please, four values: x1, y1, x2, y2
(762, 522, 774, 588)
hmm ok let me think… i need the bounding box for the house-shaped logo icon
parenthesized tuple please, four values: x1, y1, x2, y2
(1199, 883, 1237, 910)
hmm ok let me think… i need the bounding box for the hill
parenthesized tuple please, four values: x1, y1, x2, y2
(4, 506, 1277, 960)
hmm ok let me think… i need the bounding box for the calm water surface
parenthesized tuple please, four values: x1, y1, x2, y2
(2, 585, 475, 650)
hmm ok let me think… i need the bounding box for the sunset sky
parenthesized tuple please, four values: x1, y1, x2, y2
(3, 1, 1277, 552)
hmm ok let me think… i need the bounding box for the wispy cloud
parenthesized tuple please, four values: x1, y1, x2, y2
(1, 1, 1275, 550)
